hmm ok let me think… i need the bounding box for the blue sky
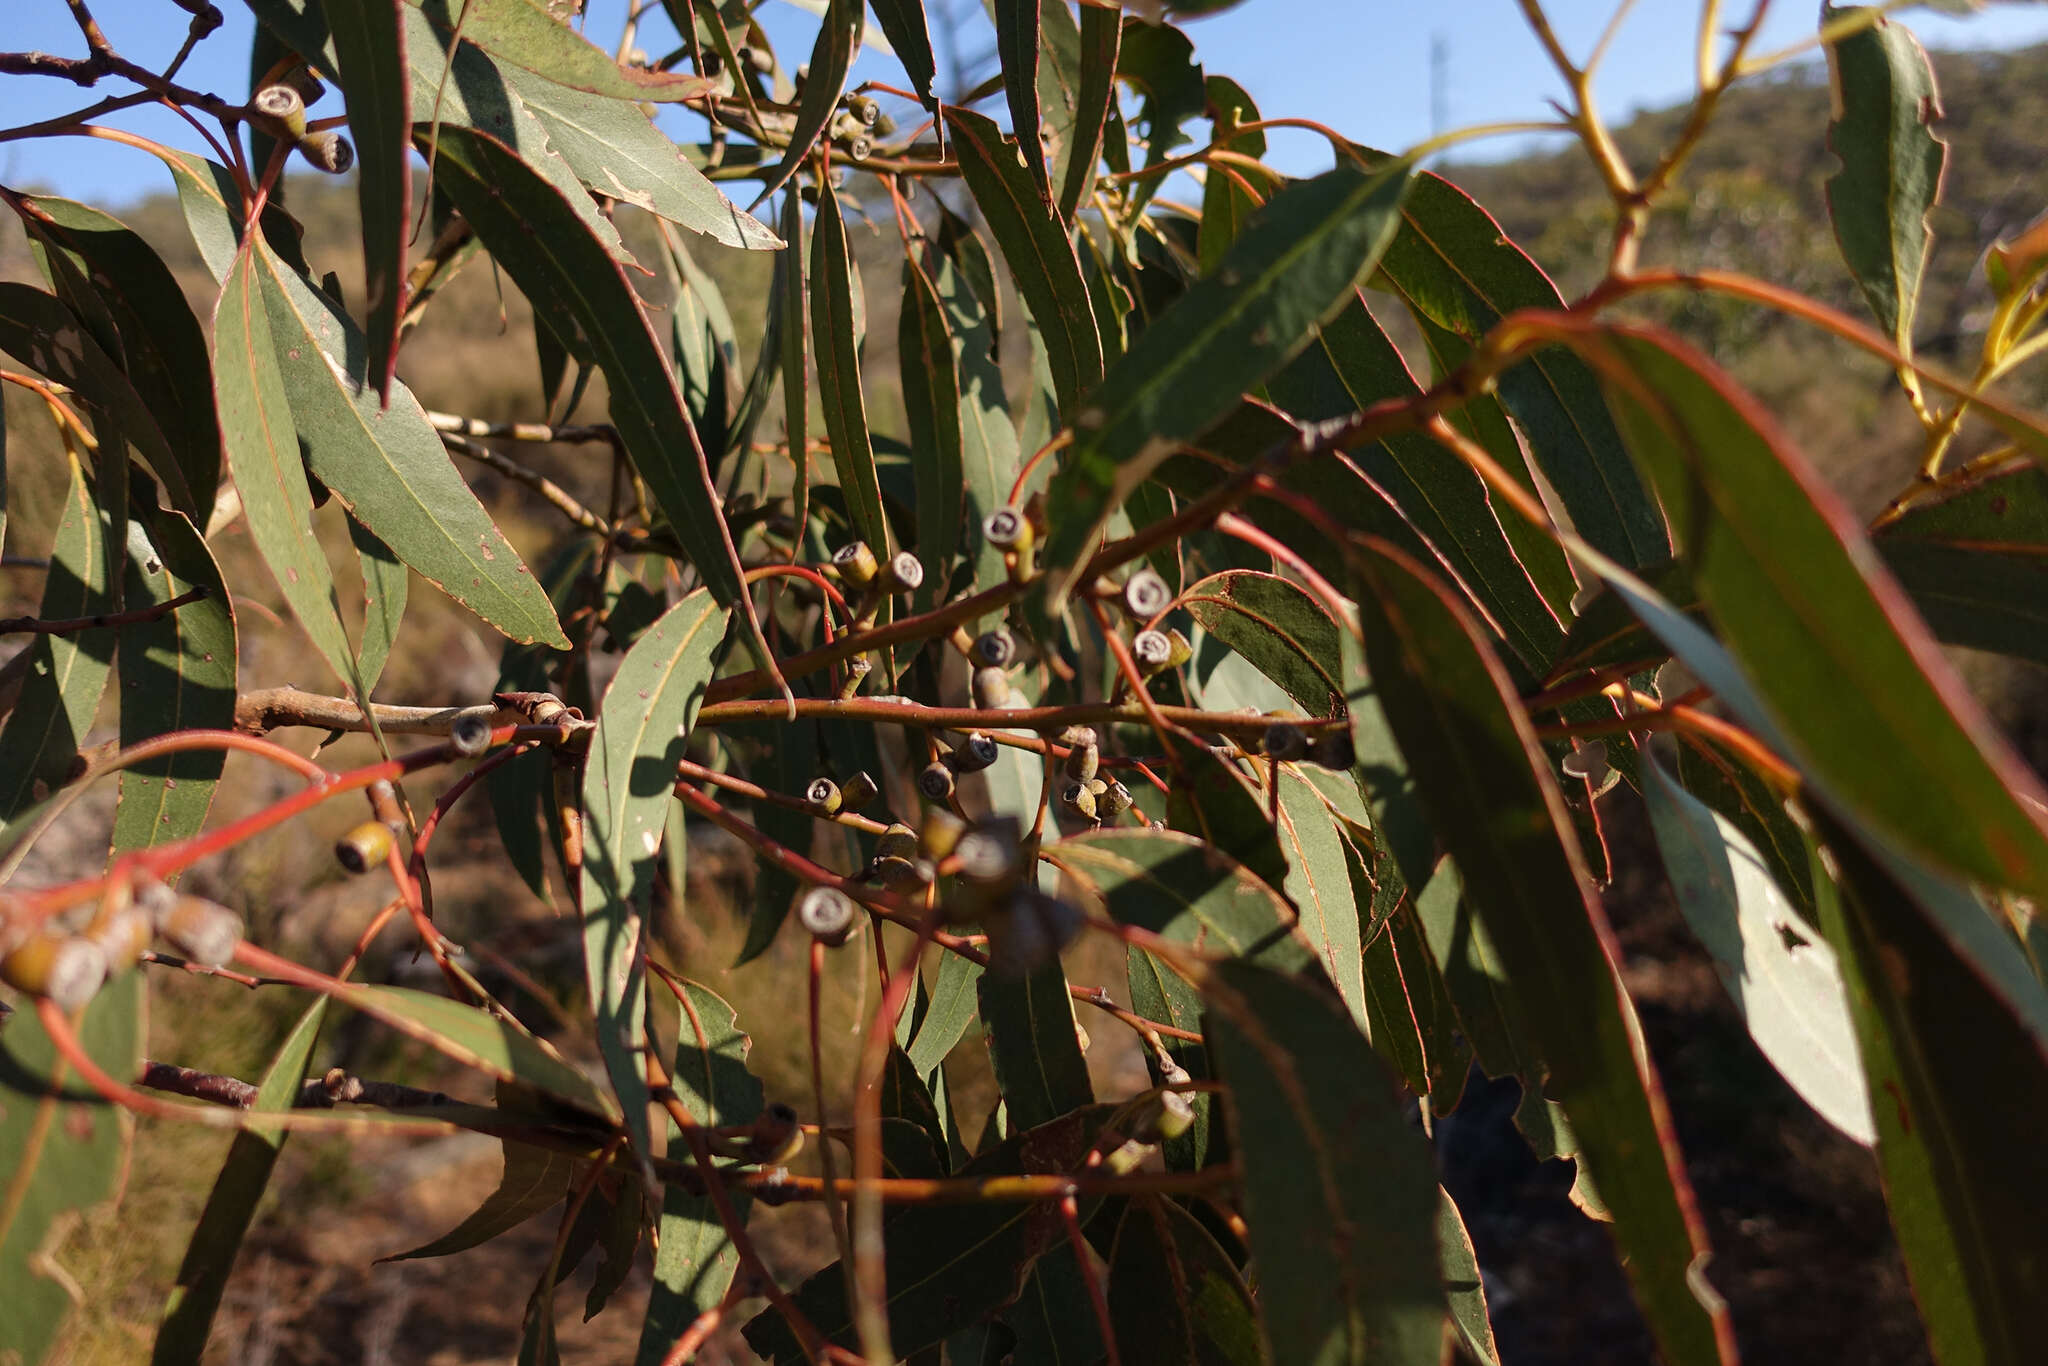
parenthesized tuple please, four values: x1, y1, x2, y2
(3, 1, 2047, 207)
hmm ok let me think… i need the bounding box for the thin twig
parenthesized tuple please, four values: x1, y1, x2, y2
(0, 585, 207, 636)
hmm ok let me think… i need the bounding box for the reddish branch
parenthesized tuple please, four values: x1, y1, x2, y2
(0, 585, 208, 636)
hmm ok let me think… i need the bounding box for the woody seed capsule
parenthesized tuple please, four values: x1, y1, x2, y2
(831, 540, 879, 588)
(1062, 729, 1100, 783)
(944, 733, 1000, 774)
(252, 83, 307, 138)
(805, 777, 843, 813)
(971, 666, 1011, 710)
(920, 808, 967, 859)
(982, 507, 1031, 553)
(0, 933, 107, 1008)
(1121, 568, 1171, 620)
(90, 907, 155, 974)
(450, 713, 494, 757)
(1060, 780, 1098, 824)
(879, 550, 924, 594)
(159, 897, 244, 968)
(299, 130, 354, 174)
(1262, 722, 1308, 762)
(798, 886, 860, 947)
(1307, 729, 1356, 771)
(918, 761, 956, 802)
(971, 627, 1016, 669)
(1130, 629, 1173, 672)
(838, 771, 880, 812)
(876, 823, 920, 862)
(335, 820, 397, 875)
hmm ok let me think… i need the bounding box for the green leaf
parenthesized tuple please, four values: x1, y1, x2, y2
(1642, 753, 1873, 1143)
(977, 962, 1093, 1133)
(405, 0, 716, 102)
(390, 1137, 578, 1262)
(243, 192, 570, 649)
(636, 981, 764, 1361)
(742, 1107, 1115, 1362)
(0, 456, 120, 819)
(935, 245, 1022, 596)
(1115, 18, 1205, 219)
(1196, 76, 1271, 274)
(665, 231, 739, 464)
(776, 188, 811, 540)
(1106, 1195, 1263, 1366)
(1040, 159, 1412, 600)
(907, 949, 984, 1078)
(212, 243, 355, 683)
(1823, 5, 1946, 350)
(945, 107, 1104, 425)
(1437, 1189, 1500, 1366)
(1812, 815, 2048, 1366)
(1058, 2, 1121, 222)
(582, 589, 730, 1164)
(14, 193, 221, 510)
(348, 517, 408, 695)
(868, 0, 937, 107)
(331, 982, 619, 1119)
(1206, 960, 1443, 1366)
(1271, 767, 1366, 1027)
(328, 0, 412, 401)
(1872, 463, 2048, 668)
(995, 0, 1050, 201)
(152, 1000, 328, 1366)
(427, 124, 780, 684)
(1547, 317, 2048, 906)
(1184, 571, 1343, 717)
(1062, 826, 1305, 970)
(1372, 168, 1667, 569)
(113, 505, 236, 853)
(752, 0, 861, 206)
(1360, 895, 1430, 1097)
(1162, 738, 1291, 898)
(1004, 1243, 1107, 1365)
(1350, 539, 1729, 1366)
(0, 282, 196, 519)
(900, 254, 965, 611)
(811, 178, 889, 554)
(0, 976, 143, 1366)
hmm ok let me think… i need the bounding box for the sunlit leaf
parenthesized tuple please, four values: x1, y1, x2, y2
(811, 177, 889, 554)
(868, 0, 937, 107)
(404, 0, 717, 102)
(994, 0, 1050, 200)
(1184, 571, 1343, 717)
(752, 0, 861, 206)
(328, 0, 412, 401)
(1107, 1195, 1262, 1366)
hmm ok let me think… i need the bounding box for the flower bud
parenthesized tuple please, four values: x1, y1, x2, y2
(944, 733, 1000, 774)
(450, 713, 494, 757)
(299, 130, 354, 174)
(917, 761, 956, 803)
(1121, 567, 1171, 620)
(1, 933, 107, 1008)
(971, 666, 1011, 710)
(831, 539, 879, 588)
(971, 627, 1016, 669)
(253, 83, 307, 139)
(159, 897, 244, 968)
(798, 886, 859, 947)
(335, 820, 397, 875)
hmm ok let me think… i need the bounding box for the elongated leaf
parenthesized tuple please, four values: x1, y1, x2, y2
(907, 949, 984, 1078)
(1005, 1243, 1107, 1364)
(1814, 816, 2048, 1366)
(348, 517, 408, 694)
(1184, 571, 1343, 717)
(1116, 18, 1204, 218)
(743, 1107, 1114, 1362)
(332, 982, 618, 1119)
(869, 0, 936, 106)
(427, 124, 780, 684)
(1162, 738, 1291, 897)
(1350, 538, 1730, 1366)
(666, 232, 739, 463)
(582, 590, 730, 1164)
(945, 107, 1103, 424)
(0, 456, 119, 819)
(1873, 463, 2048, 667)
(1207, 960, 1443, 1366)
(1058, 2, 1120, 221)
(636, 981, 765, 1361)
(1196, 77, 1270, 274)
(1371, 168, 1667, 568)
(0, 283, 195, 519)
(1540, 316, 2048, 906)
(0, 976, 142, 1366)
(389, 1136, 577, 1261)
(753, 0, 860, 206)
(1107, 1195, 1262, 1366)
(935, 247, 1022, 596)
(246, 197, 567, 648)
(1823, 5, 1946, 349)
(776, 188, 811, 542)
(1438, 1190, 1500, 1366)
(900, 254, 964, 609)
(978, 962, 1093, 1132)
(1642, 753, 1873, 1143)
(811, 179, 889, 553)
(327, 0, 411, 401)
(113, 506, 236, 852)
(406, 0, 716, 102)
(1041, 159, 1412, 598)
(995, 0, 1049, 200)
(15, 194, 221, 509)
(212, 244, 353, 682)
(152, 1000, 328, 1366)
(1272, 767, 1365, 1026)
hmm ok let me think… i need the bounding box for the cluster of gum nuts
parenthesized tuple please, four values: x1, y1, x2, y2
(0, 877, 244, 1011)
